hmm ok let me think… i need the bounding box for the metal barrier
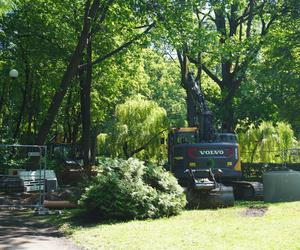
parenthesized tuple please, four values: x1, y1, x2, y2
(242, 162, 300, 181)
(0, 144, 47, 209)
(241, 148, 300, 165)
(241, 148, 300, 181)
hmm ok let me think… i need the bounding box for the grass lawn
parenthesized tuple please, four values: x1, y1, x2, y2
(40, 201, 300, 250)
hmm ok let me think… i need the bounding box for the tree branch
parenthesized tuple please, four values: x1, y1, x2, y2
(198, 10, 215, 22)
(91, 0, 115, 35)
(246, 0, 254, 38)
(188, 56, 223, 86)
(177, 50, 183, 71)
(127, 129, 168, 158)
(79, 22, 155, 69)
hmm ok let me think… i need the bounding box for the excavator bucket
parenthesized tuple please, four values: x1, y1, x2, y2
(186, 184, 234, 209)
(208, 184, 234, 208)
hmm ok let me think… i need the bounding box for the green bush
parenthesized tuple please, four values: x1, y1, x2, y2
(79, 158, 186, 220)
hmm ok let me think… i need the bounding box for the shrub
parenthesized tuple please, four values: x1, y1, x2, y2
(79, 158, 186, 220)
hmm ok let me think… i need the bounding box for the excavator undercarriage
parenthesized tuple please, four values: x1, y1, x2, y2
(184, 169, 234, 208)
(181, 168, 263, 208)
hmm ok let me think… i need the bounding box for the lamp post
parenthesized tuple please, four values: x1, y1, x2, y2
(8, 69, 18, 133)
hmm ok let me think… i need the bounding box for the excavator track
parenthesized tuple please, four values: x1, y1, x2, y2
(231, 181, 264, 201)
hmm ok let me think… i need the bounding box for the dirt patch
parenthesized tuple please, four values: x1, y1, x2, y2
(242, 205, 268, 217)
(0, 187, 80, 207)
(0, 192, 40, 206)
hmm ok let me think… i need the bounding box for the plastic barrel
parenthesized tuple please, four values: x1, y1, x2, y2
(264, 171, 300, 202)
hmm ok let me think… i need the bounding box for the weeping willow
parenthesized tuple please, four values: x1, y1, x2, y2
(98, 95, 168, 162)
(238, 121, 297, 163)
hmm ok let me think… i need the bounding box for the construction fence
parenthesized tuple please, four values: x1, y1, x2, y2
(240, 148, 300, 165)
(242, 162, 300, 182)
(0, 144, 56, 209)
(241, 148, 300, 181)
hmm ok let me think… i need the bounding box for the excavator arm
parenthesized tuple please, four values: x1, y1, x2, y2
(187, 72, 214, 142)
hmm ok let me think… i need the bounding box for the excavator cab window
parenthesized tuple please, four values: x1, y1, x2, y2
(174, 132, 197, 144)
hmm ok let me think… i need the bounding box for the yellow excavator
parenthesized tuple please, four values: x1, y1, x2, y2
(167, 73, 263, 208)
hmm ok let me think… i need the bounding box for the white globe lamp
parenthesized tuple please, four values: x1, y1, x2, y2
(9, 69, 19, 78)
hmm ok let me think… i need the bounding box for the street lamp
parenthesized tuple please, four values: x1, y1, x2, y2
(8, 69, 18, 134)
(9, 69, 19, 79)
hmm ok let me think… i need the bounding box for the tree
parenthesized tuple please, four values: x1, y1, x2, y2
(239, 121, 296, 163)
(0, 0, 12, 15)
(0, 0, 78, 141)
(1, 0, 157, 173)
(32, 0, 155, 173)
(142, 48, 186, 127)
(251, 5, 300, 135)
(155, 0, 293, 131)
(100, 95, 168, 160)
(35, 0, 110, 145)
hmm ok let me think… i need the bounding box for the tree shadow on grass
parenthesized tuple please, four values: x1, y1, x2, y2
(0, 209, 64, 250)
(38, 208, 134, 232)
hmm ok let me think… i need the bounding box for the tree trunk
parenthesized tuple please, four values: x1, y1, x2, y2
(27, 74, 33, 135)
(35, 0, 100, 145)
(14, 89, 26, 139)
(0, 78, 7, 115)
(177, 50, 197, 127)
(71, 112, 81, 144)
(90, 127, 98, 164)
(79, 37, 92, 175)
(220, 98, 234, 132)
(64, 88, 74, 143)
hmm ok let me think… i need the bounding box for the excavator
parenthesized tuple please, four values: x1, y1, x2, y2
(167, 72, 263, 208)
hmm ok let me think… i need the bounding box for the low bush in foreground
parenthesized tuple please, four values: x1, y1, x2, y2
(79, 158, 186, 220)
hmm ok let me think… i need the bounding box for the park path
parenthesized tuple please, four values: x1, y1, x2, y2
(0, 210, 83, 250)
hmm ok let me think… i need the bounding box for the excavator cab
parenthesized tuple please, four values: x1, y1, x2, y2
(167, 127, 197, 170)
(169, 127, 198, 144)
(168, 128, 241, 180)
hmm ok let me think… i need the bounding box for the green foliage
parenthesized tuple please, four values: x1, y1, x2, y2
(46, 158, 65, 176)
(0, 0, 82, 141)
(0, 0, 13, 15)
(79, 158, 186, 220)
(141, 48, 186, 127)
(0, 0, 163, 144)
(153, 0, 298, 130)
(100, 95, 168, 161)
(239, 121, 297, 163)
(0, 0, 299, 167)
(251, 13, 300, 135)
(0, 147, 27, 173)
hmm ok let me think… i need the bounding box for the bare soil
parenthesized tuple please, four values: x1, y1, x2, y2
(242, 205, 268, 217)
(0, 187, 79, 207)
